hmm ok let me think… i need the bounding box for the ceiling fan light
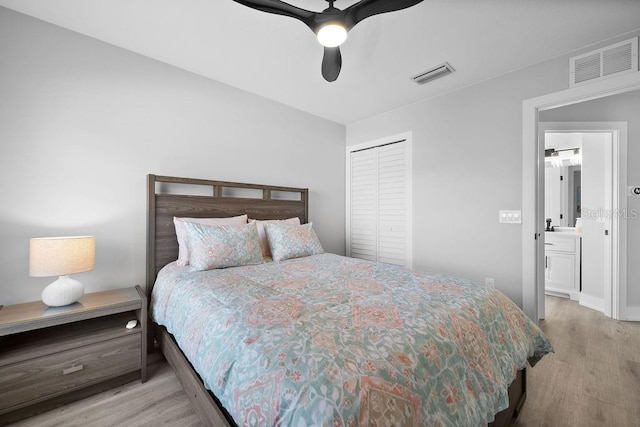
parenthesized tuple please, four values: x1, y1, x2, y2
(317, 24, 347, 48)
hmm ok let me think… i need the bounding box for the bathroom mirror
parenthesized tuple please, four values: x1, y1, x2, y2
(545, 165, 581, 227)
(544, 133, 582, 228)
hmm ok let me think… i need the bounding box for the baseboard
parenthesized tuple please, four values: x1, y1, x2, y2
(624, 306, 640, 321)
(575, 299, 640, 321)
(579, 293, 604, 313)
(545, 289, 579, 301)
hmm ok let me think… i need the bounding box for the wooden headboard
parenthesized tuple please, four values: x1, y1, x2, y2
(146, 174, 309, 300)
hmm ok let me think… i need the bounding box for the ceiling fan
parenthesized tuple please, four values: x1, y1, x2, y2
(231, 0, 424, 82)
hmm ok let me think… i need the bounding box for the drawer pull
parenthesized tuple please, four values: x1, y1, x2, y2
(63, 365, 84, 375)
(545, 243, 553, 245)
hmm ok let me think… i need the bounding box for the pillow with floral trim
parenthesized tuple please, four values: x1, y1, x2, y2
(249, 217, 301, 259)
(183, 221, 263, 270)
(263, 222, 324, 262)
(174, 215, 248, 266)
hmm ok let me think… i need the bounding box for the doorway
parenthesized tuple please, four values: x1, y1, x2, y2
(540, 125, 620, 318)
(521, 72, 640, 322)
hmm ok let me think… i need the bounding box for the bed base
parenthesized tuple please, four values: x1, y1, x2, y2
(157, 324, 525, 427)
(156, 326, 233, 426)
(490, 368, 526, 427)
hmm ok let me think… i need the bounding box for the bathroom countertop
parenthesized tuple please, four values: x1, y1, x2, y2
(545, 230, 582, 238)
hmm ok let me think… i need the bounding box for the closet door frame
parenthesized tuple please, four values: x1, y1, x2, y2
(345, 131, 413, 268)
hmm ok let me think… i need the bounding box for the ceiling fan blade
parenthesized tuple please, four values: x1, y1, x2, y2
(344, 0, 424, 29)
(231, 0, 317, 30)
(321, 46, 342, 82)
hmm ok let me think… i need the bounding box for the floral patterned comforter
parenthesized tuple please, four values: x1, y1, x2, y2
(151, 253, 552, 427)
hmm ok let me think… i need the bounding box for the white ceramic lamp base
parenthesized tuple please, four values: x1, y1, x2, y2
(42, 275, 84, 307)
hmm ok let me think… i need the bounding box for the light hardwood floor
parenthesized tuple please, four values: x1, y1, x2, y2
(10, 296, 640, 426)
(516, 296, 640, 427)
(9, 362, 203, 427)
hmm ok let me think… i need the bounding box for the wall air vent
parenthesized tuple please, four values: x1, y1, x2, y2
(570, 37, 638, 87)
(411, 62, 454, 85)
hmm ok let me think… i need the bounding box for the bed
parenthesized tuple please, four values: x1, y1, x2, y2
(146, 174, 552, 427)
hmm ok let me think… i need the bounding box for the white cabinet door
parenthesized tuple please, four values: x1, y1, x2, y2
(545, 252, 576, 291)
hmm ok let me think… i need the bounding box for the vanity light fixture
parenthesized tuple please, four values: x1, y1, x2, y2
(545, 148, 581, 167)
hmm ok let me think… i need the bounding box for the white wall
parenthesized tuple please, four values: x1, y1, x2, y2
(540, 93, 640, 309)
(0, 7, 346, 305)
(347, 32, 640, 306)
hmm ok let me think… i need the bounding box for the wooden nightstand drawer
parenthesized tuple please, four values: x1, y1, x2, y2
(0, 287, 147, 424)
(0, 333, 140, 412)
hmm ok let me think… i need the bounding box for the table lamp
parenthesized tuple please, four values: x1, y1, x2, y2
(29, 236, 96, 307)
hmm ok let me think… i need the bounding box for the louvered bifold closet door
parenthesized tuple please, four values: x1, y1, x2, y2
(349, 140, 408, 266)
(350, 148, 378, 261)
(377, 142, 407, 265)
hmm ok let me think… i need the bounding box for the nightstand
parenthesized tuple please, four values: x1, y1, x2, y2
(0, 286, 147, 425)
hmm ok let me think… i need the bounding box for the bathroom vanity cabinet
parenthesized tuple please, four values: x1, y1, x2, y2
(544, 232, 581, 300)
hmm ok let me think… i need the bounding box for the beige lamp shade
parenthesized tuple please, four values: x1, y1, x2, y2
(29, 236, 96, 277)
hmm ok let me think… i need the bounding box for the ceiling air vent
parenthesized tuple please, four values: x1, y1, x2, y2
(411, 62, 454, 85)
(570, 37, 638, 87)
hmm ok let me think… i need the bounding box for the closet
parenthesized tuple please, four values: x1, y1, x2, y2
(347, 137, 412, 267)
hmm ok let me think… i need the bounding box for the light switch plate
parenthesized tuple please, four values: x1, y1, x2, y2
(499, 210, 522, 224)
